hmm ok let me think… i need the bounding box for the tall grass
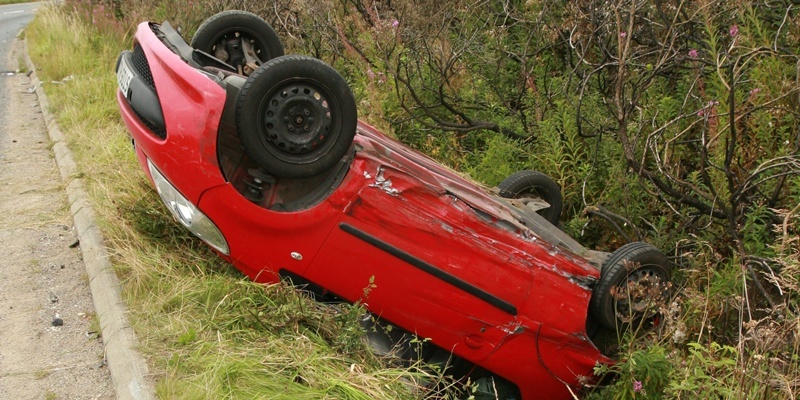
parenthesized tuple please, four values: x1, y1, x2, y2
(25, 6, 432, 399)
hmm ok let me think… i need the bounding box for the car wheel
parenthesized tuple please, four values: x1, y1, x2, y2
(191, 10, 284, 76)
(236, 55, 358, 179)
(497, 170, 563, 225)
(589, 242, 671, 330)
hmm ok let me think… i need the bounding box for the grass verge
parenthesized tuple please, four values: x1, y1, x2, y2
(24, 6, 432, 399)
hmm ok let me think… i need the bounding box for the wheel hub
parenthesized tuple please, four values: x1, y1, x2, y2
(262, 84, 332, 155)
(212, 32, 264, 76)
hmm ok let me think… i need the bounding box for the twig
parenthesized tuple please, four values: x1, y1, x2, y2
(583, 205, 635, 242)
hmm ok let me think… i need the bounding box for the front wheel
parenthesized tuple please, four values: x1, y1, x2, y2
(589, 242, 671, 330)
(191, 10, 284, 75)
(235, 55, 358, 179)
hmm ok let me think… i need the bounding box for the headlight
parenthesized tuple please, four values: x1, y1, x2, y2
(147, 160, 230, 255)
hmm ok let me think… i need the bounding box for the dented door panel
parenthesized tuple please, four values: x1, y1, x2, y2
(306, 162, 533, 362)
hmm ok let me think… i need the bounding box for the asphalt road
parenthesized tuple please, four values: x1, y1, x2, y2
(1, 2, 38, 133)
(0, 2, 37, 65)
(0, 2, 38, 50)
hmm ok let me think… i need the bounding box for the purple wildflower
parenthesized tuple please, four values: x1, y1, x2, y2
(620, 31, 627, 38)
(392, 19, 399, 28)
(750, 88, 761, 95)
(729, 25, 739, 37)
(688, 49, 698, 58)
(366, 69, 376, 79)
(633, 380, 643, 393)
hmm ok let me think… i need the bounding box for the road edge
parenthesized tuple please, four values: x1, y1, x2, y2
(22, 38, 156, 400)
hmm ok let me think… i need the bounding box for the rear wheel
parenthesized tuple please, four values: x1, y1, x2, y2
(589, 242, 671, 330)
(236, 55, 357, 179)
(191, 10, 284, 76)
(498, 170, 563, 225)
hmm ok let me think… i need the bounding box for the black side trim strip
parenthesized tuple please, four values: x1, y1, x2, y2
(340, 223, 518, 316)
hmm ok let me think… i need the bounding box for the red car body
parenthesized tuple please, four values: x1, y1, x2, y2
(117, 21, 614, 399)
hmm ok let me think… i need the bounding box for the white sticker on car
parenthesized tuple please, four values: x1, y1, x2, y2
(117, 59, 133, 98)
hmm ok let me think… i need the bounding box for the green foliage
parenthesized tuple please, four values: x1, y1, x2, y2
(464, 135, 527, 186)
(667, 342, 738, 398)
(530, 100, 589, 206)
(587, 344, 671, 400)
(741, 203, 775, 256)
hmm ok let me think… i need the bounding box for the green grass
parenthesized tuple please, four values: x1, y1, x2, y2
(0, 0, 33, 4)
(24, 6, 433, 399)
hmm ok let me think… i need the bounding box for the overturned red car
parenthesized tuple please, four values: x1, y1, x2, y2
(115, 11, 671, 399)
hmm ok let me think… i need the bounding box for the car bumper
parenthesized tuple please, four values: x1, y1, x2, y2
(115, 22, 228, 205)
(116, 22, 232, 255)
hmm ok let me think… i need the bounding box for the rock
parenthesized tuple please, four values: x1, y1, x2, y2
(52, 318, 64, 327)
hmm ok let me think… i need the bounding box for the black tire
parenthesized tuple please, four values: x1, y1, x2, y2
(191, 10, 284, 75)
(236, 55, 357, 179)
(497, 170, 563, 225)
(589, 242, 671, 330)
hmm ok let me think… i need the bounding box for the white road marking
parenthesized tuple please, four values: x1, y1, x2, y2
(2, 10, 25, 15)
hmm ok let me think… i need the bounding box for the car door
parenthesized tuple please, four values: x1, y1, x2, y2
(304, 165, 534, 363)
